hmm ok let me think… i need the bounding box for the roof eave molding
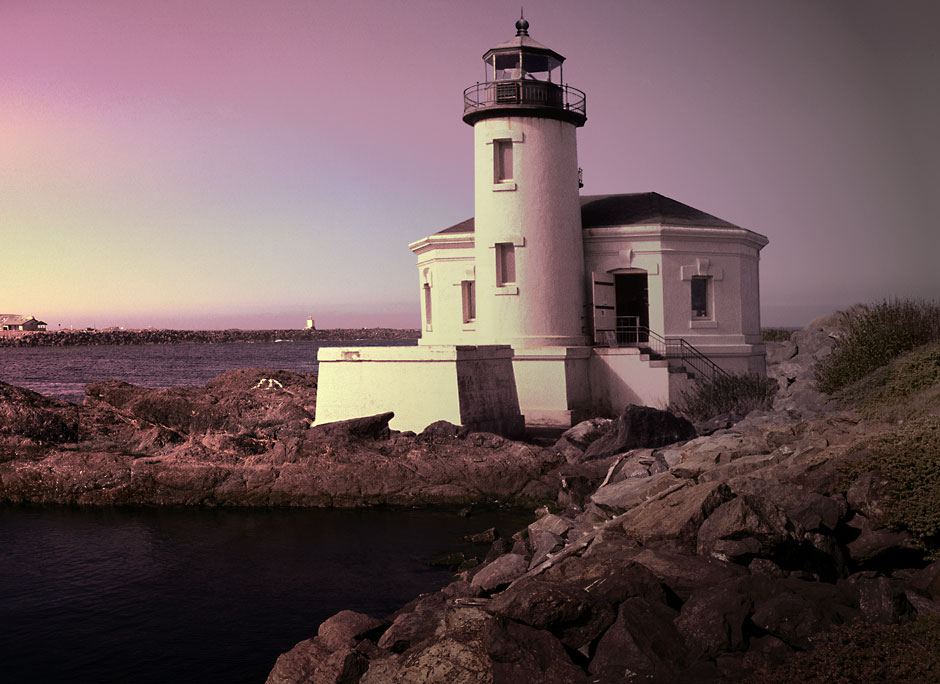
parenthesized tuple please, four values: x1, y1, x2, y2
(409, 232, 475, 255)
(585, 224, 769, 250)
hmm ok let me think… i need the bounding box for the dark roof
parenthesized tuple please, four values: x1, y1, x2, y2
(580, 193, 740, 229)
(434, 192, 740, 235)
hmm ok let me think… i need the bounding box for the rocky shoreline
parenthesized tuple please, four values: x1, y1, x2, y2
(2, 316, 939, 681)
(0, 327, 419, 347)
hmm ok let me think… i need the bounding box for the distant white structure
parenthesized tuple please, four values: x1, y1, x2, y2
(306, 316, 316, 329)
(315, 17, 768, 435)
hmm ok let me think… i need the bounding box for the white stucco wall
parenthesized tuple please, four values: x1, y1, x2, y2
(472, 116, 588, 348)
(511, 346, 593, 427)
(583, 224, 768, 376)
(409, 233, 477, 346)
(589, 348, 693, 414)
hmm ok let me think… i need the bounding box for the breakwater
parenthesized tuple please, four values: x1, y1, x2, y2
(0, 327, 419, 347)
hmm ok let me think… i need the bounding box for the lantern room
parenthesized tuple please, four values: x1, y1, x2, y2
(463, 15, 586, 127)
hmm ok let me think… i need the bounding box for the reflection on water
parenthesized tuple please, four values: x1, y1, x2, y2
(0, 504, 531, 684)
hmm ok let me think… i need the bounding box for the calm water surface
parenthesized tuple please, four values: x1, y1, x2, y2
(0, 505, 531, 684)
(0, 340, 416, 404)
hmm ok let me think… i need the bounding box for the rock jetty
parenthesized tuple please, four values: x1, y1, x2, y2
(0, 327, 419, 347)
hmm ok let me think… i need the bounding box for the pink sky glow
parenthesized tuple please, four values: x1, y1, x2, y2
(2, 0, 938, 330)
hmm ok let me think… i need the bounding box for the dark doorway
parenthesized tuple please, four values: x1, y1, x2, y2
(615, 273, 648, 343)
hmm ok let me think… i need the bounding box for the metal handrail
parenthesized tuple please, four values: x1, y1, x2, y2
(463, 81, 586, 117)
(613, 318, 729, 382)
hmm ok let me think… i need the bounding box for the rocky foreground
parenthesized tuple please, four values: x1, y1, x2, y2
(262, 322, 940, 683)
(2, 317, 939, 681)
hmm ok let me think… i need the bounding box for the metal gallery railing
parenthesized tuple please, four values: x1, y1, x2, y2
(614, 317, 728, 382)
(463, 81, 586, 117)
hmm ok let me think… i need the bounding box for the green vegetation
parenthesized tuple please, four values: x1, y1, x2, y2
(761, 328, 794, 342)
(833, 341, 940, 421)
(672, 373, 778, 422)
(752, 615, 940, 684)
(814, 299, 940, 394)
(841, 416, 940, 553)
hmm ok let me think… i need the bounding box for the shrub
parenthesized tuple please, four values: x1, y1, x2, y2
(841, 416, 940, 553)
(832, 342, 940, 421)
(751, 615, 940, 684)
(761, 328, 794, 342)
(672, 372, 778, 422)
(814, 299, 940, 394)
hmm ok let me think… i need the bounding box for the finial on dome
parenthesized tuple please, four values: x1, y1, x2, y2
(515, 8, 529, 36)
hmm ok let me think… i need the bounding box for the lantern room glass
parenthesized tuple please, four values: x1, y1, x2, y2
(489, 52, 562, 83)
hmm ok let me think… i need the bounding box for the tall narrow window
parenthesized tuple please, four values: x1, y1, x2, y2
(691, 276, 709, 318)
(494, 140, 513, 182)
(496, 243, 516, 286)
(461, 280, 476, 323)
(423, 283, 432, 330)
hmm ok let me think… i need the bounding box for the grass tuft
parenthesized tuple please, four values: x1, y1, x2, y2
(814, 299, 940, 394)
(672, 373, 778, 422)
(840, 416, 940, 554)
(750, 615, 940, 684)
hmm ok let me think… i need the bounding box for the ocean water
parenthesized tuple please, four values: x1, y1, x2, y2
(0, 339, 417, 404)
(0, 504, 531, 684)
(0, 340, 530, 684)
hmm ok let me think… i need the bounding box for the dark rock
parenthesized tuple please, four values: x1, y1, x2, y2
(590, 471, 687, 514)
(581, 405, 696, 462)
(486, 576, 615, 650)
(265, 637, 367, 684)
(482, 616, 590, 684)
(421, 420, 469, 439)
(845, 572, 917, 624)
(844, 513, 920, 568)
(377, 593, 446, 652)
(553, 418, 614, 462)
(470, 554, 528, 593)
(465, 527, 499, 544)
(674, 581, 752, 659)
(312, 412, 394, 442)
(541, 555, 668, 607)
(846, 470, 893, 525)
(317, 610, 385, 652)
(620, 481, 735, 551)
(0, 381, 80, 444)
(589, 597, 688, 682)
(632, 548, 747, 602)
(748, 576, 859, 650)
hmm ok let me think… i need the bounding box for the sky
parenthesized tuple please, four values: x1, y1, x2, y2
(2, 0, 938, 330)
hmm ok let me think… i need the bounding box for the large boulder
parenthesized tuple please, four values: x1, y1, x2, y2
(581, 405, 696, 461)
(486, 576, 615, 650)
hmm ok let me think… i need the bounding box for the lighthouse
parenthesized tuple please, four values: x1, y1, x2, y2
(463, 15, 589, 348)
(315, 16, 769, 435)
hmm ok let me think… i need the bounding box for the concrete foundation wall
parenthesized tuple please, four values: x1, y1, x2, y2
(315, 345, 524, 437)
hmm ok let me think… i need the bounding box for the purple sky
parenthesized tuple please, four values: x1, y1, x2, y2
(2, 0, 937, 330)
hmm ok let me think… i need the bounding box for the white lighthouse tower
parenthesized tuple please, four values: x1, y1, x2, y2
(463, 15, 588, 348)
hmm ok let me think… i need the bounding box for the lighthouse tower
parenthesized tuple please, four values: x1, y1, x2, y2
(462, 16, 588, 348)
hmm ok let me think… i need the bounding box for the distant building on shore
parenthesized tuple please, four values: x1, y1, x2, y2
(0, 314, 47, 332)
(306, 316, 316, 330)
(315, 17, 768, 436)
